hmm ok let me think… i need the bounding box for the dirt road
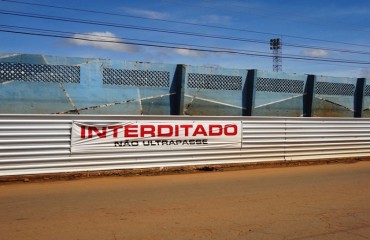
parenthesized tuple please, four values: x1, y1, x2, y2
(1, 161, 370, 240)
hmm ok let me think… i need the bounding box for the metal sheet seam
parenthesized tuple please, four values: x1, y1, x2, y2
(240, 120, 243, 149)
(69, 121, 72, 155)
(284, 119, 287, 161)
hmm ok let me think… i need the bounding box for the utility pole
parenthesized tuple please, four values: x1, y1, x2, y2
(270, 38, 282, 72)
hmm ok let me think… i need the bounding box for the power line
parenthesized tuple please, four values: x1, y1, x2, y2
(1, 9, 370, 57)
(0, 24, 273, 55)
(1, 0, 370, 49)
(4, 24, 363, 62)
(1, 27, 370, 65)
(163, 0, 370, 34)
(0, 24, 267, 54)
(206, 0, 370, 33)
(284, 58, 367, 69)
(0, 10, 268, 44)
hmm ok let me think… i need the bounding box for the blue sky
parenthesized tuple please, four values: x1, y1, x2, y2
(1, 0, 370, 77)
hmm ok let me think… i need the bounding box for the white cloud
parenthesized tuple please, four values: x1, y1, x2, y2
(124, 8, 168, 19)
(173, 48, 206, 57)
(302, 49, 329, 57)
(67, 32, 140, 53)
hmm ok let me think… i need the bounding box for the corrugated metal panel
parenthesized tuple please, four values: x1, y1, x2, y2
(1, 115, 370, 176)
(285, 118, 370, 160)
(242, 119, 285, 161)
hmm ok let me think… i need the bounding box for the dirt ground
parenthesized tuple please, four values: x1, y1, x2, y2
(1, 161, 370, 240)
(0, 159, 361, 184)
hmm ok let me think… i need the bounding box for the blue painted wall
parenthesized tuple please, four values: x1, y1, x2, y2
(0, 53, 366, 117)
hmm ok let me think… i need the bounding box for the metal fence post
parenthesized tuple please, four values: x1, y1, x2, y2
(303, 74, 316, 117)
(243, 69, 256, 116)
(354, 78, 365, 118)
(170, 64, 186, 115)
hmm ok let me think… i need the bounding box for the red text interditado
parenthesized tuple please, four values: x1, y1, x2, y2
(80, 124, 238, 139)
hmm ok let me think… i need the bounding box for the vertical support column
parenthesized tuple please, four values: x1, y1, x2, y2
(303, 74, 315, 117)
(354, 78, 365, 118)
(170, 64, 186, 115)
(243, 69, 256, 116)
